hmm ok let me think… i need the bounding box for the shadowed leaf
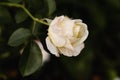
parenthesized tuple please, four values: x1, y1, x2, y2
(15, 10, 28, 23)
(8, 28, 31, 47)
(19, 41, 42, 76)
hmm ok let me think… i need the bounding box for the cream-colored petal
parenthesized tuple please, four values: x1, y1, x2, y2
(69, 37, 77, 44)
(61, 17, 74, 37)
(48, 26, 66, 47)
(48, 16, 66, 47)
(46, 37, 59, 57)
(73, 19, 83, 37)
(73, 19, 82, 24)
(77, 23, 89, 44)
(73, 25, 80, 37)
(64, 39, 73, 50)
(50, 16, 64, 26)
(72, 43, 84, 56)
(50, 16, 74, 38)
(58, 47, 73, 57)
(58, 43, 84, 57)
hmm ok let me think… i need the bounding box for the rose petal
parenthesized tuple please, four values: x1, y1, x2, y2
(46, 37, 59, 57)
(48, 16, 66, 47)
(64, 39, 73, 50)
(77, 23, 89, 44)
(48, 26, 66, 47)
(72, 43, 84, 56)
(73, 19, 82, 24)
(50, 16, 64, 26)
(58, 43, 84, 57)
(61, 17, 74, 37)
(35, 40, 50, 63)
(58, 47, 73, 57)
(73, 25, 80, 37)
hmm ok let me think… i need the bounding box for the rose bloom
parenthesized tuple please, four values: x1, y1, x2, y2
(46, 15, 89, 57)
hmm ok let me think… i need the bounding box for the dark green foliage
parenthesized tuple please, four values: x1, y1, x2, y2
(45, 0, 56, 16)
(19, 41, 42, 76)
(0, 0, 56, 78)
(15, 9, 28, 23)
(8, 28, 31, 47)
(8, 0, 23, 3)
(0, 7, 12, 24)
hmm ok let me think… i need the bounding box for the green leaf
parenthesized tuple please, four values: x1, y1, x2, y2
(8, 28, 31, 47)
(106, 0, 120, 8)
(0, 7, 12, 24)
(19, 41, 42, 76)
(86, 3, 106, 31)
(26, 0, 43, 10)
(45, 0, 56, 16)
(8, 0, 23, 3)
(15, 9, 28, 23)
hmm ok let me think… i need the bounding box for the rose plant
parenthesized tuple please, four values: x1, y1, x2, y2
(0, 1, 88, 77)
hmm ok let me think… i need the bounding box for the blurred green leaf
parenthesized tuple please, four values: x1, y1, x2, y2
(8, 28, 31, 47)
(19, 41, 42, 76)
(0, 52, 10, 59)
(0, 7, 12, 24)
(8, 0, 23, 3)
(106, 0, 120, 8)
(45, 0, 56, 16)
(26, 0, 47, 17)
(0, 74, 7, 80)
(107, 69, 117, 80)
(26, 0, 43, 10)
(86, 3, 106, 30)
(15, 9, 28, 23)
(35, 11, 44, 19)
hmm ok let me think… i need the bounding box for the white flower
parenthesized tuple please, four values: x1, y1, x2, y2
(46, 15, 89, 57)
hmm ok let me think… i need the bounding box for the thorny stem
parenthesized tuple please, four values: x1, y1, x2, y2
(0, 2, 49, 26)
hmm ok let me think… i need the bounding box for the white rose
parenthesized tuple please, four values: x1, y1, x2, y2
(46, 15, 89, 57)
